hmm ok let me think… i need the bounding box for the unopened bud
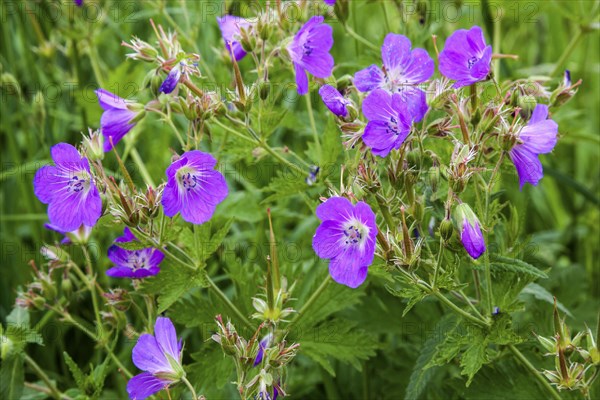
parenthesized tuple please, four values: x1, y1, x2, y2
(439, 219, 454, 241)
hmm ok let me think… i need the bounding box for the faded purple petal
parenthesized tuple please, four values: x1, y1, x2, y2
(315, 196, 354, 221)
(397, 87, 428, 123)
(132, 334, 172, 374)
(294, 63, 309, 95)
(381, 34, 412, 75)
(127, 372, 169, 400)
(313, 220, 345, 259)
(509, 146, 544, 190)
(329, 246, 369, 288)
(354, 65, 385, 92)
(217, 15, 251, 61)
(154, 317, 181, 364)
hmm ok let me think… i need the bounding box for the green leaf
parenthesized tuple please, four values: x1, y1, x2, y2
(487, 255, 548, 279)
(385, 280, 428, 317)
(320, 118, 343, 167)
(405, 315, 456, 400)
(63, 351, 87, 391)
(0, 353, 24, 400)
(299, 320, 378, 376)
(187, 346, 235, 398)
(262, 172, 312, 204)
(139, 259, 210, 313)
(114, 240, 151, 250)
(460, 335, 489, 386)
(519, 283, 573, 317)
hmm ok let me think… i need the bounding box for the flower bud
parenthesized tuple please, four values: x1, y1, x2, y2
(61, 278, 73, 296)
(439, 218, 454, 241)
(454, 203, 485, 259)
(83, 129, 104, 161)
(428, 166, 440, 192)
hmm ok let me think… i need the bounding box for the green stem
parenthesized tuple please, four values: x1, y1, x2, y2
(344, 25, 379, 51)
(305, 94, 321, 163)
(508, 344, 562, 400)
(24, 355, 62, 400)
(551, 28, 584, 77)
(70, 258, 103, 332)
(432, 237, 444, 289)
(207, 278, 253, 330)
(130, 148, 156, 187)
(288, 275, 331, 331)
(182, 376, 198, 400)
(373, 193, 396, 231)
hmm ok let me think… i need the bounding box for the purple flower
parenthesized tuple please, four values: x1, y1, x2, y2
(161, 151, 228, 225)
(74, 0, 82, 6)
(287, 16, 334, 95)
(509, 104, 558, 189)
(455, 204, 485, 259)
(106, 228, 164, 279)
(127, 317, 184, 400)
(319, 85, 350, 117)
(96, 89, 136, 152)
(461, 220, 485, 259)
(34, 143, 102, 232)
(324, 0, 336, 4)
(159, 64, 183, 94)
(45, 223, 92, 245)
(361, 89, 412, 157)
(312, 197, 377, 288)
(354, 34, 434, 122)
(217, 15, 251, 61)
(438, 26, 492, 88)
(253, 333, 273, 366)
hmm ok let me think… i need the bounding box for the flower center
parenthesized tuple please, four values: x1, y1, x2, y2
(386, 116, 401, 136)
(67, 173, 90, 193)
(342, 220, 368, 247)
(177, 167, 200, 192)
(303, 39, 313, 57)
(467, 56, 479, 69)
(128, 251, 148, 271)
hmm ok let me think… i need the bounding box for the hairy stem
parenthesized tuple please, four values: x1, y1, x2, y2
(508, 344, 562, 400)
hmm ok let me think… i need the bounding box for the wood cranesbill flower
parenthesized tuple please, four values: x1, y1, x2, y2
(161, 151, 228, 225)
(127, 317, 185, 400)
(95, 89, 137, 151)
(312, 197, 377, 288)
(287, 16, 334, 95)
(438, 26, 492, 88)
(361, 89, 412, 157)
(354, 33, 434, 122)
(217, 15, 251, 61)
(106, 228, 164, 279)
(34, 143, 102, 232)
(318, 84, 350, 117)
(509, 104, 558, 189)
(455, 203, 485, 259)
